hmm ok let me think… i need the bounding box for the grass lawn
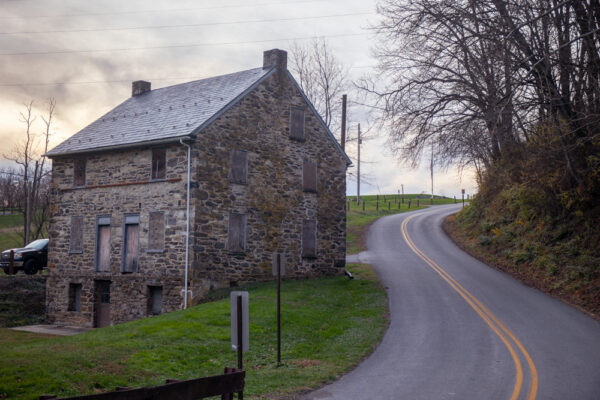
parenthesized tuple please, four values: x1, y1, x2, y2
(0, 264, 387, 399)
(346, 194, 456, 254)
(0, 213, 23, 229)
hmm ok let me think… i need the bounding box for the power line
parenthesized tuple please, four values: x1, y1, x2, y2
(0, 32, 368, 56)
(0, 0, 328, 20)
(0, 12, 374, 35)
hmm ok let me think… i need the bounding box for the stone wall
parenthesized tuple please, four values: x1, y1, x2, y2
(47, 144, 192, 327)
(189, 69, 347, 294)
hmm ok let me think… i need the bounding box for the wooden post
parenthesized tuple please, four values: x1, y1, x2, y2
(277, 254, 281, 366)
(408, 200, 411, 209)
(388, 201, 391, 211)
(376, 199, 379, 211)
(237, 294, 244, 400)
(417, 199, 420, 207)
(362, 201, 365, 212)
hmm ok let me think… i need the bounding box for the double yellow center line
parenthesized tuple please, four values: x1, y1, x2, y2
(401, 214, 538, 400)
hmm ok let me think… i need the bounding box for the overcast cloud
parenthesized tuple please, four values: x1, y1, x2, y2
(0, 0, 477, 197)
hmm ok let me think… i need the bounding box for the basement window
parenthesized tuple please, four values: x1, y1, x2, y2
(151, 148, 166, 180)
(148, 286, 163, 315)
(68, 283, 82, 312)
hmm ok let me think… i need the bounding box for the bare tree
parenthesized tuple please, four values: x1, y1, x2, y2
(4, 99, 55, 245)
(289, 39, 349, 134)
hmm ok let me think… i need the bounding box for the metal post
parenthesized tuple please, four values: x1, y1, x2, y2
(237, 294, 243, 400)
(277, 254, 281, 365)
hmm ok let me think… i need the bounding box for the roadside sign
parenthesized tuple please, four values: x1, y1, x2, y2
(272, 253, 286, 276)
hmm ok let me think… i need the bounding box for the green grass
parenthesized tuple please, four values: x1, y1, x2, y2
(0, 277, 45, 328)
(0, 213, 23, 229)
(345, 194, 456, 254)
(0, 232, 23, 252)
(0, 264, 387, 399)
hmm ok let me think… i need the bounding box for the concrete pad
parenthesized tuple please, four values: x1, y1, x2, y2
(346, 251, 376, 264)
(11, 324, 91, 336)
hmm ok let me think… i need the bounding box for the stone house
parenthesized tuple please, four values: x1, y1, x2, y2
(45, 49, 351, 328)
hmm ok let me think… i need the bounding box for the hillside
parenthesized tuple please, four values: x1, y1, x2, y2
(447, 187, 600, 318)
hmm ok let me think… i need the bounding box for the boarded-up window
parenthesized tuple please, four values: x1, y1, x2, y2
(123, 215, 140, 273)
(303, 160, 317, 192)
(148, 286, 163, 315)
(290, 108, 305, 141)
(68, 283, 82, 312)
(230, 150, 248, 184)
(69, 216, 84, 253)
(227, 213, 246, 253)
(96, 217, 111, 272)
(148, 211, 165, 251)
(302, 219, 317, 258)
(151, 148, 166, 180)
(73, 158, 86, 187)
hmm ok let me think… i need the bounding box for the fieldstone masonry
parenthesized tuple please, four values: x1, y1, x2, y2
(46, 49, 349, 327)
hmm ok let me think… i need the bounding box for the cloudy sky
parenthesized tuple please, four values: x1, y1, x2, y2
(0, 0, 477, 197)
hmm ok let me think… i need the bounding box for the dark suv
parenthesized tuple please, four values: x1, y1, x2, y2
(0, 238, 49, 275)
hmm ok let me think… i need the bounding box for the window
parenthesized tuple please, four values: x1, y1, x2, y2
(302, 219, 317, 258)
(69, 216, 84, 253)
(230, 149, 248, 184)
(122, 215, 140, 273)
(148, 286, 163, 315)
(148, 211, 165, 252)
(68, 283, 82, 312)
(151, 148, 166, 180)
(73, 158, 86, 187)
(303, 160, 317, 192)
(227, 213, 246, 253)
(290, 108, 305, 141)
(96, 216, 111, 272)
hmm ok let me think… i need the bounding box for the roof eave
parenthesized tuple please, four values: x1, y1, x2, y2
(45, 135, 194, 158)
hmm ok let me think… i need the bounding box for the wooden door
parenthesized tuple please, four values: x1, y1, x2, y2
(94, 281, 111, 328)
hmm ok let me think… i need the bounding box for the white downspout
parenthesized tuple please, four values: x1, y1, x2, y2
(180, 138, 191, 309)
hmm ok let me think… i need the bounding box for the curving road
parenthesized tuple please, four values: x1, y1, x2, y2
(303, 204, 600, 400)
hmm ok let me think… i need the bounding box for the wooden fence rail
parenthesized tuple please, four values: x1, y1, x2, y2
(39, 368, 244, 400)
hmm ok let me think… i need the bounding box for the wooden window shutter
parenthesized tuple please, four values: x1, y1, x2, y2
(302, 219, 317, 258)
(303, 160, 317, 192)
(96, 223, 111, 272)
(227, 213, 246, 253)
(123, 215, 140, 273)
(148, 211, 165, 251)
(290, 108, 305, 141)
(69, 216, 84, 253)
(73, 158, 86, 187)
(151, 149, 166, 180)
(230, 150, 248, 184)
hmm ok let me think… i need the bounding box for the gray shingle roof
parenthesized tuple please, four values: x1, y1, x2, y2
(46, 67, 274, 157)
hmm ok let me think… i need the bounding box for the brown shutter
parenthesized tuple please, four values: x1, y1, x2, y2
(303, 160, 317, 192)
(73, 158, 86, 187)
(97, 225, 111, 272)
(290, 108, 305, 141)
(148, 211, 165, 251)
(69, 216, 84, 253)
(152, 149, 166, 180)
(227, 213, 246, 253)
(123, 224, 139, 273)
(302, 219, 317, 258)
(230, 150, 248, 184)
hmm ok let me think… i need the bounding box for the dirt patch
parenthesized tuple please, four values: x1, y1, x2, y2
(0, 276, 46, 327)
(443, 215, 600, 321)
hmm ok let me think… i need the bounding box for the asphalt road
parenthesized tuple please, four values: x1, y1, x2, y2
(303, 204, 600, 400)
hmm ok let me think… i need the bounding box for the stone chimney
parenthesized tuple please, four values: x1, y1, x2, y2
(263, 49, 287, 70)
(132, 80, 151, 97)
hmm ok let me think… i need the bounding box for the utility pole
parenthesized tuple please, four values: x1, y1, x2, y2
(341, 94, 347, 151)
(356, 123, 361, 204)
